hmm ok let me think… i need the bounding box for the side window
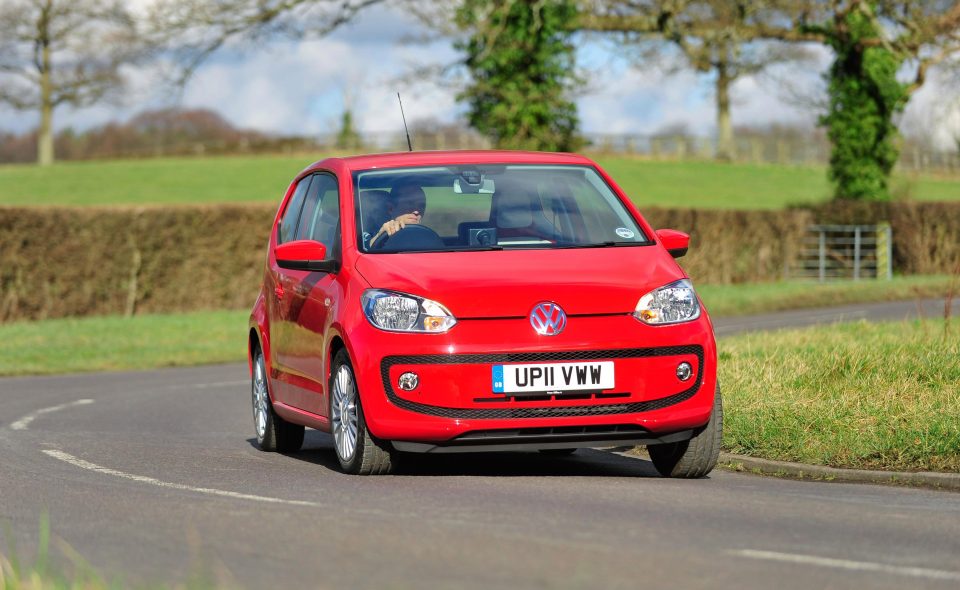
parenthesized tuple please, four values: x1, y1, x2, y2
(295, 174, 340, 255)
(278, 176, 313, 244)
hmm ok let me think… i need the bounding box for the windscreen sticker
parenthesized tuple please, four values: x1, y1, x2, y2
(615, 227, 635, 239)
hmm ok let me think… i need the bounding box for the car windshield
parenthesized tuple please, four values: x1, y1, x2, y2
(353, 164, 650, 253)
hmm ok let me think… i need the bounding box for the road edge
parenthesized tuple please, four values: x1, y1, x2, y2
(718, 452, 960, 491)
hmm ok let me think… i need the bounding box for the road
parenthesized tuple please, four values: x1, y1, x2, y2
(1, 298, 957, 589)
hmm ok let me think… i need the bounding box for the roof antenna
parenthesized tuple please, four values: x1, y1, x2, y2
(397, 92, 413, 152)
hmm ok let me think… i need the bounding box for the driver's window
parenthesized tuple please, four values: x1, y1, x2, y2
(278, 176, 312, 244)
(296, 174, 340, 255)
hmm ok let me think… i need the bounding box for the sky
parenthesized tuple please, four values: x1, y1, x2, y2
(0, 3, 956, 149)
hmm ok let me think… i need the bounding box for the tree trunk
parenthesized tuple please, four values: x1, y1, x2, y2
(38, 69, 54, 166)
(37, 4, 54, 167)
(715, 62, 734, 162)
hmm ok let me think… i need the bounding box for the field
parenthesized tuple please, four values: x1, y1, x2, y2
(1, 154, 959, 209)
(720, 319, 959, 472)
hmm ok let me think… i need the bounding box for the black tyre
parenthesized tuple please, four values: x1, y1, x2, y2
(251, 347, 304, 453)
(330, 349, 395, 475)
(648, 386, 723, 478)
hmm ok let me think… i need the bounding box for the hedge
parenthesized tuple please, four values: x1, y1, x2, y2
(0, 201, 957, 321)
(0, 205, 274, 321)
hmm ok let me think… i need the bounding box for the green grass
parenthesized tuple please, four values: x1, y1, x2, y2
(0, 155, 305, 206)
(0, 310, 247, 376)
(1, 516, 111, 590)
(720, 319, 960, 472)
(1, 516, 220, 589)
(697, 275, 955, 317)
(1, 154, 958, 208)
(0, 277, 953, 377)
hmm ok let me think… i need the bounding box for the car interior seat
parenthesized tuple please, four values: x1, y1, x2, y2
(491, 179, 558, 241)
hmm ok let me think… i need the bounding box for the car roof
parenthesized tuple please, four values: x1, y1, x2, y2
(308, 150, 597, 173)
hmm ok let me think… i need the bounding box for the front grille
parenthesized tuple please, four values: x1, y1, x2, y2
(379, 345, 704, 419)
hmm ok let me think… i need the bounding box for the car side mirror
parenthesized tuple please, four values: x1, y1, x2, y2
(656, 229, 689, 259)
(276, 240, 339, 272)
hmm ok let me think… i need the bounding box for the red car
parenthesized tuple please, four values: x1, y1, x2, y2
(249, 151, 721, 476)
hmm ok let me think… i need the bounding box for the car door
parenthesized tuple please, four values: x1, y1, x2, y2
(275, 172, 342, 417)
(268, 175, 313, 407)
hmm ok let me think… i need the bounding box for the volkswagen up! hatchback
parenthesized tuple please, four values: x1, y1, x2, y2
(249, 151, 721, 476)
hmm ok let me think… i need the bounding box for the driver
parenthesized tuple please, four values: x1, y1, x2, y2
(368, 182, 427, 246)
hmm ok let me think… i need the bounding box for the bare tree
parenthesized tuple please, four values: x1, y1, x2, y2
(872, 1, 960, 93)
(579, 1, 817, 160)
(146, 0, 387, 85)
(0, 0, 140, 166)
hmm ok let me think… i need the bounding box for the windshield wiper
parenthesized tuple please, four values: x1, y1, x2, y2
(551, 241, 645, 249)
(369, 246, 504, 254)
(449, 245, 504, 252)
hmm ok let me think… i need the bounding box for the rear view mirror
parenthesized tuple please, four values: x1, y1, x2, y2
(656, 229, 690, 259)
(453, 178, 496, 194)
(276, 240, 338, 272)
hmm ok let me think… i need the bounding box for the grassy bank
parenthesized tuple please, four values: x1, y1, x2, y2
(1, 154, 958, 208)
(0, 278, 952, 376)
(0, 310, 247, 376)
(720, 319, 959, 472)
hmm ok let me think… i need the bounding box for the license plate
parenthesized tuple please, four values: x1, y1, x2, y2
(492, 361, 614, 394)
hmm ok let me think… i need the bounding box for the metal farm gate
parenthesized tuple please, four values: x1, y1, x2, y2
(795, 224, 893, 281)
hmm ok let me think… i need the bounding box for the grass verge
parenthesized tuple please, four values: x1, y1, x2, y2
(720, 319, 959, 472)
(1, 154, 958, 208)
(1, 516, 109, 590)
(2, 516, 224, 589)
(0, 310, 247, 376)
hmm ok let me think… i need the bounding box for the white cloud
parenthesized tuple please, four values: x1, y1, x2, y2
(901, 67, 960, 150)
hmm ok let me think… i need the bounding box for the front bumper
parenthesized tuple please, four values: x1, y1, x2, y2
(347, 313, 718, 444)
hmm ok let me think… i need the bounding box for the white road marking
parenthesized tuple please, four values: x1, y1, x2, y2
(42, 449, 321, 508)
(731, 549, 960, 582)
(9, 399, 95, 431)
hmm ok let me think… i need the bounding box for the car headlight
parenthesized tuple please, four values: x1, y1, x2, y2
(361, 289, 457, 333)
(633, 279, 701, 325)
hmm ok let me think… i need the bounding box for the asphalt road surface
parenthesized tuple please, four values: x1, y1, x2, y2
(1, 298, 957, 589)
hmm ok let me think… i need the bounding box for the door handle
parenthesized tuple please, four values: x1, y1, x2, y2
(274, 284, 284, 300)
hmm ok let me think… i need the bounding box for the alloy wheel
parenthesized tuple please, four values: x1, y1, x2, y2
(252, 353, 269, 439)
(331, 364, 359, 461)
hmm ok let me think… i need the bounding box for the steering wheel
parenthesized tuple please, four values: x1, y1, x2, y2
(370, 224, 444, 250)
(369, 228, 391, 250)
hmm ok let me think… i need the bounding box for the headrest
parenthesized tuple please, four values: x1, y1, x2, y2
(495, 180, 538, 229)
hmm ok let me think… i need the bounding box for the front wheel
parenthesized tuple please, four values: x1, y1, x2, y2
(330, 349, 395, 475)
(251, 348, 304, 453)
(648, 386, 723, 478)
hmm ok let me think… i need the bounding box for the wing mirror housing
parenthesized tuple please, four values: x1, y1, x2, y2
(656, 229, 690, 259)
(275, 240, 339, 272)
